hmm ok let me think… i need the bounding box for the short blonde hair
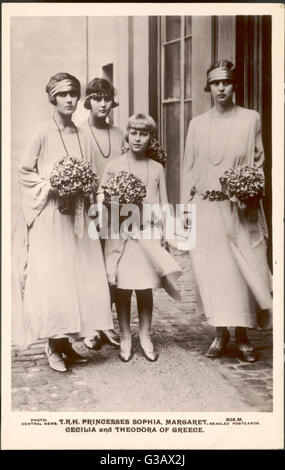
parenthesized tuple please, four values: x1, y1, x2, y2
(125, 113, 157, 143)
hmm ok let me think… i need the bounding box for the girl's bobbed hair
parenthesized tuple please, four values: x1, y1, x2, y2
(204, 59, 236, 92)
(46, 72, 81, 104)
(84, 78, 119, 110)
(125, 113, 157, 144)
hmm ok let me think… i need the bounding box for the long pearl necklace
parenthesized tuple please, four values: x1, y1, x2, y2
(88, 118, 111, 159)
(127, 153, 149, 187)
(208, 105, 236, 166)
(53, 114, 84, 158)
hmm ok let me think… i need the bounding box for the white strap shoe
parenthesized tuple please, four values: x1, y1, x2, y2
(45, 343, 67, 372)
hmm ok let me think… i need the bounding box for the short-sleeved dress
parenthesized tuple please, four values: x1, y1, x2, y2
(99, 154, 181, 290)
(13, 119, 113, 348)
(182, 106, 272, 328)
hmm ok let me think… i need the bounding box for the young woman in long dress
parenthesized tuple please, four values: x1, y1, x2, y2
(80, 78, 124, 349)
(14, 73, 113, 372)
(98, 114, 181, 362)
(182, 60, 272, 362)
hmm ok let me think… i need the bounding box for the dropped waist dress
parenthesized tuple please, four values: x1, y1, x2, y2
(99, 154, 182, 291)
(13, 119, 113, 348)
(182, 106, 272, 328)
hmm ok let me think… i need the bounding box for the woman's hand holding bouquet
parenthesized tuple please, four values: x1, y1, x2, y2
(50, 156, 98, 214)
(102, 170, 147, 205)
(202, 165, 265, 222)
(101, 171, 147, 233)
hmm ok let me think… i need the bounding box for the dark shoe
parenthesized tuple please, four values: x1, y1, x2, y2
(62, 341, 88, 364)
(101, 329, 120, 347)
(206, 331, 230, 358)
(139, 334, 158, 362)
(237, 343, 257, 362)
(119, 334, 133, 362)
(45, 343, 67, 372)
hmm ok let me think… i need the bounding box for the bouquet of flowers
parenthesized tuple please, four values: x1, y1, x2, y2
(146, 139, 167, 167)
(202, 165, 264, 211)
(50, 157, 97, 214)
(102, 170, 147, 205)
(219, 165, 264, 209)
(50, 156, 97, 198)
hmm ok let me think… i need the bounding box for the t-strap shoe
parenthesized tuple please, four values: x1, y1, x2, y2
(45, 343, 67, 372)
(139, 333, 158, 362)
(119, 334, 133, 362)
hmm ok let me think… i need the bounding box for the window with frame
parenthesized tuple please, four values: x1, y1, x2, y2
(160, 16, 192, 206)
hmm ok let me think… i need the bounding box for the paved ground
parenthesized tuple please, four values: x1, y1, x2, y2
(11, 249, 273, 412)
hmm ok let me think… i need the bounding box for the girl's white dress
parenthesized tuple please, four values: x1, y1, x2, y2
(99, 154, 181, 291)
(13, 119, 113, 348)
(182, 106, 272, 328)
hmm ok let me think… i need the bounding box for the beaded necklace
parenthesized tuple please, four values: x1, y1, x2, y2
(88, 118, 111, 159)
(53, 114, 84, 158)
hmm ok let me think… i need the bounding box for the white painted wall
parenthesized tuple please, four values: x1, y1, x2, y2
(11, 16, 87, 228)
(133, 16, 149, 115)
(114, 16, 129, 132)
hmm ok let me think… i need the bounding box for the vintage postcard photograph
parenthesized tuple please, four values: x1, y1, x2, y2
(1, 2, 284, 450)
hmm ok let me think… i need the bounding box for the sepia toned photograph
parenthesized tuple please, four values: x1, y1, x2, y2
(2, 2, 284, 450)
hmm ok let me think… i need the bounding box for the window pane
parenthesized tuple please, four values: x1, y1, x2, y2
(185, 16, 192, 36)
(166, 16, 181, 41)
(184, 37, 192, 99)
(163, 102, 180, 205)
(184, 101, 192, 144)
(164, 42, 180, 99)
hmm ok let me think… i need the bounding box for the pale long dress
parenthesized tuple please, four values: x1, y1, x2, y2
(79, 120, 124, 182)
(99, 154, 181, 290)
(13, 119, 113, 348)
(182, 106, 272, 328)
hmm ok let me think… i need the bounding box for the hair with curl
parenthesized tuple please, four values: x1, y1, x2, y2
(204, 59, 236, 92)
(84, 78, 118, 110)
(46, 72, 81, 105)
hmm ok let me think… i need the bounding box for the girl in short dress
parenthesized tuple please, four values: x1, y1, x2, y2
(97, 114, 181, 363)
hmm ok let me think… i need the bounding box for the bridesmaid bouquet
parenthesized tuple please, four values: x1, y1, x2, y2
(219, 165, 264, 210)
(102, 170, 147, 205)
(203, 165, 264, 208)
(50, 156, 97, 214)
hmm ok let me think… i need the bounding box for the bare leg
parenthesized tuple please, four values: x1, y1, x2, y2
(115, 289, 133, 361)
(136, 289, 158, 362)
